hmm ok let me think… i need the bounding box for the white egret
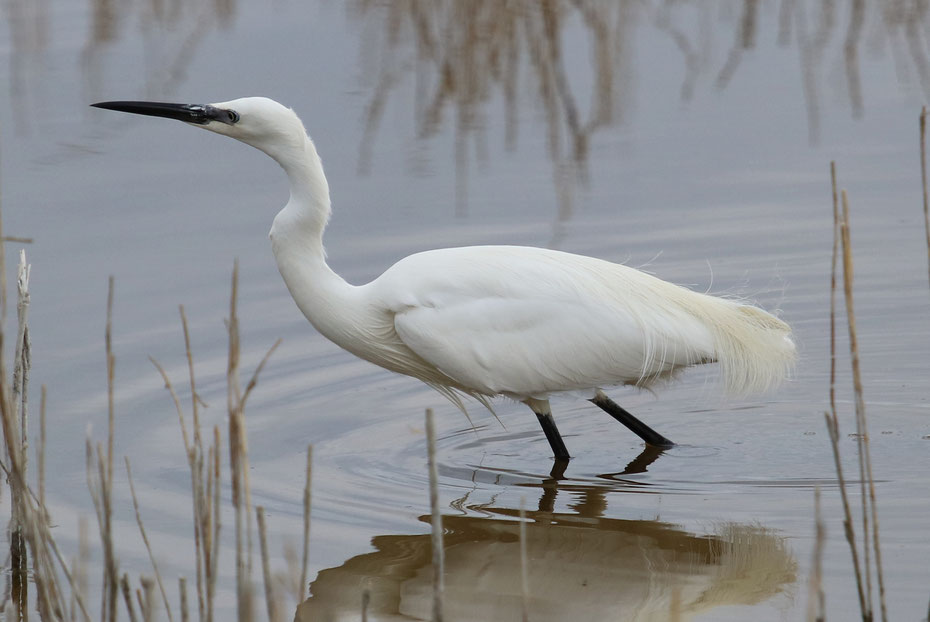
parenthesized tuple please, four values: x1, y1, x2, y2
(91, 97, 795, 461)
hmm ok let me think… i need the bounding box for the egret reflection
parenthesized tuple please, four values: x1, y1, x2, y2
(296, 508, 796, 621)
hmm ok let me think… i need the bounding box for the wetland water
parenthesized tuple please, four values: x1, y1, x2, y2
(3, 1, 930, 620)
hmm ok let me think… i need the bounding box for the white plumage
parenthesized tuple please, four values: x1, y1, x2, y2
(92, 96, 796, 461)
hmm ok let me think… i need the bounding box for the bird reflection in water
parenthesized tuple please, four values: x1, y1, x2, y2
(295, 481, 796, 621)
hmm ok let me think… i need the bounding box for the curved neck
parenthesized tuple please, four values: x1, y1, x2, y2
(269, 132, 332, 248)
(268, 133, 361, 342)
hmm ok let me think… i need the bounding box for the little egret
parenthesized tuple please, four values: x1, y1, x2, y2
(91, 97, 795, 461)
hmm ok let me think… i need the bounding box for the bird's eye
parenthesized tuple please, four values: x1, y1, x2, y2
(227, 110, 240, 124)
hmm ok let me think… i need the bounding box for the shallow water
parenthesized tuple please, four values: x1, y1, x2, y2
(3, 1, 930, 620)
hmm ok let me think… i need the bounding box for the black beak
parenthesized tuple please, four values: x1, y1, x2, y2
(91, 101, 239, 125)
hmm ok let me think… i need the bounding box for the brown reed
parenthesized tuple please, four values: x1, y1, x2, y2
(125, 457, 174, 621)
(300, 445, 313, 600)
(825, 163, 867, 618)
(840, 191, 888, 622)
(256, 506, 278, 622)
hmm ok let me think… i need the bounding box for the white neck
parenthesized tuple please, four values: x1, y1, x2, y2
(267, 132, 360, 342)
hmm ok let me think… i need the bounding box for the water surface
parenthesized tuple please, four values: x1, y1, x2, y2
(2, 1, 929, 620)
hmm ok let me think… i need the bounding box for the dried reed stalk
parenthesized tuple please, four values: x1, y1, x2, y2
(9, 249, 30, 621)
(140, 576, 156, 622)
(153, 300, 241, 622)
(13, 250, 31, 474)
(224, 259, 279, 622)
(840, 191, 887, 622)
(825, 164, 867, 618)
(227, 259, 251, 620)
(85, 276, 120, 622)
(425, 408, 444, 622)
(125, 457, 174, 622)
(300, 445, 313, 600)
(0, 250, 97, 621)
(179, 577, 189, 622)
(120, 573, 139, 622)
(256, 506, 278, 622)
(38, 384, 46, 512)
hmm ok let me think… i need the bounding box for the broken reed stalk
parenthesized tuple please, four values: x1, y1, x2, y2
(9, 250, 30, 621)
(425, 408, 444, 622)
(921, 107, 930, 290)
(179, 577, 189, 622)
(38, 384, 46, 511)
(13, 249, 31, 475)
(806, 487, 826, 622)
(125, 457, 175, 622)
(256, 506, 278, 622)
(840, 192, 888, 622)
(121, 573, 139, 622)
(519, 498, 529, 622)
(300, 444, 313, 600)
(141, 576, 156, 622)
(825, 165, 867, 618)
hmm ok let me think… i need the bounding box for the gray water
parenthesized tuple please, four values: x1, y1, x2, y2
(3, 1, 930, 620)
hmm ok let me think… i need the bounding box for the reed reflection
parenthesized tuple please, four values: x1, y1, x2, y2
(352, 0, 636, 230)
(296, 485, 796, 621)
(3, 0, 238, 125)
(351, 0, 930, 225)
(81, 0, 238, 103)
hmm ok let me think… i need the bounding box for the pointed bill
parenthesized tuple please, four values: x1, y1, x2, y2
(91, 101, 239, 125)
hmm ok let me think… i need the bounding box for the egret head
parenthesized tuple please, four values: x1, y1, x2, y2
(91, 97, 310, 164)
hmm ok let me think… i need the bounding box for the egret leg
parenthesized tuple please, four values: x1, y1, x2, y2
(523, 398, 571, 460)
(590, 390, 675, 448)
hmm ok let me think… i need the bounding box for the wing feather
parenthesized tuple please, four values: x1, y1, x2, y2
(374, 246, 717, 399)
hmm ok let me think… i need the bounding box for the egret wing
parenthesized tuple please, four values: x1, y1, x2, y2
(378, 246, 715, 398)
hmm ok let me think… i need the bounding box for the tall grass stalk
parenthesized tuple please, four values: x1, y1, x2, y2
(125, 457, 174, 621)
(10, 249, 30, 621)
(120, 573, 139, 622)
(256, 507, 278, 622)
(425, 408, 444, 622)
(825, 167, 888, 622)
(840, 191, 888, 622)
(825, 164, 867, 618)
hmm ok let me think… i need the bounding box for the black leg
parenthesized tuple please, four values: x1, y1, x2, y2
(534, 411, 571, 460)
(589, 391, 675, 448)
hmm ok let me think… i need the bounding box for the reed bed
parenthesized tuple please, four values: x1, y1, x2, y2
(0, 249, 311, 621)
